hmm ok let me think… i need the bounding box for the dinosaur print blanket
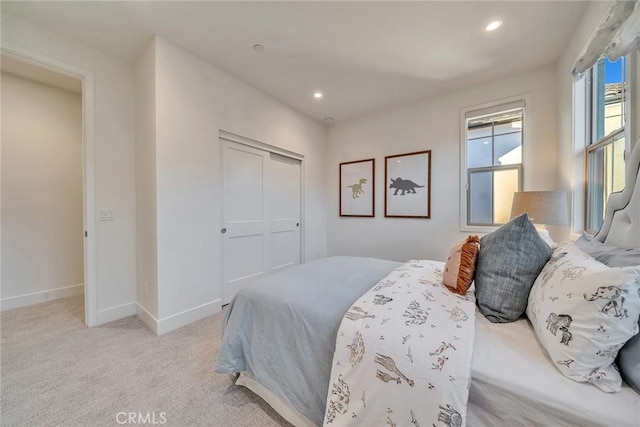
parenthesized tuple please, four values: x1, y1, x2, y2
(323, 260, 476, 427)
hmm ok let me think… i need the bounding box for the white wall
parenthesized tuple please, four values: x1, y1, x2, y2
(327, 65, 559, 262)
(5, 9, 597, 331)
(1, 14, 137, 323)
(134, 41, 158, 319)
(140, 37, 327, 332)
(1, 72, 83, 308)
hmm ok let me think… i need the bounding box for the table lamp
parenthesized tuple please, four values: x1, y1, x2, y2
(510, 191, 569, 229)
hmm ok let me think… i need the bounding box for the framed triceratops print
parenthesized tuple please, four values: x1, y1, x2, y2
(385, 150, 431, 218)
(340, 158, 375, 217)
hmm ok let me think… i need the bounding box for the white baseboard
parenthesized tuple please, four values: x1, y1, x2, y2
(136, 303, 158, 335)
(95, 302, 137, 325)
(1, 284, 84, 311)
(136, 299, 221, 336)
(157, 299, 221, 335)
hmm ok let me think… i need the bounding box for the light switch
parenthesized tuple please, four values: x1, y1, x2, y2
(99, 209, 115, 221)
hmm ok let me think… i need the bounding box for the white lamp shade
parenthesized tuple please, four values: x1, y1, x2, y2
(510, 191, 569, 225)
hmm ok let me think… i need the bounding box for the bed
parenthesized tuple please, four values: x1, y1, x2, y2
(215, 140, 640, 426)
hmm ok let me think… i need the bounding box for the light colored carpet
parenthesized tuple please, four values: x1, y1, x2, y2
(1, 296, 291, 426)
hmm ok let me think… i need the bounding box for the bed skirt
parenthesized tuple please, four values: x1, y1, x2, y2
(235, 372, 316, 427)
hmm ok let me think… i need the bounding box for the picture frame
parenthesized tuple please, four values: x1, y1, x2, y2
(340, 158, 375, 217)
(385, 150, 431, 218)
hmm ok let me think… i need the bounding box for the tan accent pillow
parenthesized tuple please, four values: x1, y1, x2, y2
(443, 235, 480, 295)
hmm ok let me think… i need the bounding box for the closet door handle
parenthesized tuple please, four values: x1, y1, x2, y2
(296, 223, 299, 227)
(221, 228, 227, 234)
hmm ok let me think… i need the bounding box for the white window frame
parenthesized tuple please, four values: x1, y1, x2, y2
(459, 94, 532, 232)
(583, 53, 637, 234)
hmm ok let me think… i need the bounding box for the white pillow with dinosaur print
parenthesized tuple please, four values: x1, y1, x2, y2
(526, 241, 640, 393)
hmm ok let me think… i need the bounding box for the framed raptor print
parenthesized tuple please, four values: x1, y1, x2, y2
(340, 158, 375, 217)
(385, 150, 431, 218)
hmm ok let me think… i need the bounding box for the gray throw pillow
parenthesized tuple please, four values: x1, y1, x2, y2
(475, 213, 552, 323)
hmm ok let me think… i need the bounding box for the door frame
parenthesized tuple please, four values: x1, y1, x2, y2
(218, 130, 305, 271)
(2, 43, 97, 327)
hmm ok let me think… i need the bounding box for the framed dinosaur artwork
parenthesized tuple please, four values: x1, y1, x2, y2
(385, 150, 431, 218)
(340, 158, 375, 217)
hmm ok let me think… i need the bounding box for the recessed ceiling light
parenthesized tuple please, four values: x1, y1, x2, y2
(314, 92, 323, 99)
(323, 117, 334, 125)
(486, 20, 503, 32)
(253, 44, 264, 52)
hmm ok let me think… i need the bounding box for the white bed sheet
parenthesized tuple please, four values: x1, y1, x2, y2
(468, 309, 640, 427)
(232, 308, 640, 427)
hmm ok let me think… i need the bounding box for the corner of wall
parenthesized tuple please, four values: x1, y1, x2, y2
(136, 302, 158, 335)
(134, 37, 159, 320)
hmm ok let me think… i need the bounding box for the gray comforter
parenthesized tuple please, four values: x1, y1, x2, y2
(214, 256, 401, 425)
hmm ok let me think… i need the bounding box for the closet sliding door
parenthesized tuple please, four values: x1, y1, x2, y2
(221, 140, 301, 304)
(268, 152, 301, 272)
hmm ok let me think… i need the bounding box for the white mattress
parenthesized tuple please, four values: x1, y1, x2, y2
(468, 309, 640, 427)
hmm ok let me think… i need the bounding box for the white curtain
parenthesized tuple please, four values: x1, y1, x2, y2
(571, 0, 640, 77)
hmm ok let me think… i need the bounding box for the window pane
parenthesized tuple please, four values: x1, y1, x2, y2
(587, 134, 626, 231)
(466, 104, 524, 228)
(469, 171, 492, 225)
(607, 136, 626, 193)
(469, 168, 521, 226)
(494, 132, 522, 165)
(468, 110, 523, 169)
(593, 57, 626, 141)
(493, 169, 519, 224)
(494, 119, 521, 136)
(604, 85, 624, 135)
(468, 137, 492, 168)
(587, 147, 605, 231)
(468, 125, 492, 140)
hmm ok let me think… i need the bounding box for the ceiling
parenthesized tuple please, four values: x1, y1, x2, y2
(2, 1, 589, 123)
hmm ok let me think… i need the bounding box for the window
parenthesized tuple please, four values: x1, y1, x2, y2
(585, 56, 628, 232)
(461, 99, 526, 229)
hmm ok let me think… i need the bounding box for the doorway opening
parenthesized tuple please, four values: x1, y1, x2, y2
(0, 48, 96, 326)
